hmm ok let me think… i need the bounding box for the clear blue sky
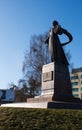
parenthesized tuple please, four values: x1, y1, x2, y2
(0, 0, 82, 89)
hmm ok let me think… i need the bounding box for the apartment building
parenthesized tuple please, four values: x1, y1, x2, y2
(70, 67, 82, 99)
(0, 89, 14, 102)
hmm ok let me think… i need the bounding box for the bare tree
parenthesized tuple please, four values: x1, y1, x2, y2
(22, 33, 50, 96)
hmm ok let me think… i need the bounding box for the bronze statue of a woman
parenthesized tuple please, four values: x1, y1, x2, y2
(45, 20, 73, 65)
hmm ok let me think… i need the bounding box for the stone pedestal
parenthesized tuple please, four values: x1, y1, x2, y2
(41, 62, 73, 101)
(27, 62, 82, 109)
(41, 62, 54, 98)
(27, 62, 74, 103)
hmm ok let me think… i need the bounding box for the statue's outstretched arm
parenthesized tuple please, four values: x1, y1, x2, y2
(61, 28, 73, 46)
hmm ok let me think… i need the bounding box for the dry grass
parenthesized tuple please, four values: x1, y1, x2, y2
(0, 107, 82, 130)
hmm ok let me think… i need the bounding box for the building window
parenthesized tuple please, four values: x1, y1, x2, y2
(81, 88, 82, 91)
(71, 82, 78, 86)
(80, 75, 82, 78)
(71, 76, 78, 80)
(73, 94, 79, 97)
(72, 88, 79, 92)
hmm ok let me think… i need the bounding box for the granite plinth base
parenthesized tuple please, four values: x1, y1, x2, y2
(27, 94, 82, 103)
(47, 101, 82, 109)
(1, 101, 82, 109)
(26, 93, 82, 109)
(27, 95, 54, 103)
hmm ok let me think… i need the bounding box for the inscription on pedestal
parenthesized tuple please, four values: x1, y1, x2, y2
(42, 71, 53, 82)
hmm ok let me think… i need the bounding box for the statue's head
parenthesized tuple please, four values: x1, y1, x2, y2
(52, 20, 58, 26)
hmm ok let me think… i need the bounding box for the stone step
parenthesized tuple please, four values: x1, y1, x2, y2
(1, 102, 48, 108)
(1, 101, 82, 109)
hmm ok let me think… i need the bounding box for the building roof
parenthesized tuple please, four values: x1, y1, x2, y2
(72, 67, 82, 73)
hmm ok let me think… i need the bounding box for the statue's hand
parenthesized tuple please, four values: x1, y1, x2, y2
(45, 37, 49, 44)
(54, 25, 63, 35)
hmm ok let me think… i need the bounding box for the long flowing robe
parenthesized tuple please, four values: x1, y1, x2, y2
(46, 27, 72, 65)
